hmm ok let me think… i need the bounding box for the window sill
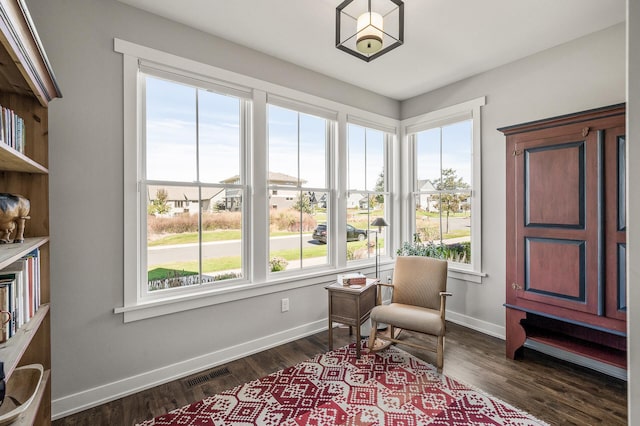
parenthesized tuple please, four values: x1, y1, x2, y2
(114, 261, 394, 323)
(447, 266, 486, 284)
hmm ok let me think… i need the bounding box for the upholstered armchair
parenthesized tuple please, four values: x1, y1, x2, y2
(367, 255, 451, 370)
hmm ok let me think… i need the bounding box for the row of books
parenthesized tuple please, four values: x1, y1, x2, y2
(0, 248, 41, 343)
(0, 105, 26, 154)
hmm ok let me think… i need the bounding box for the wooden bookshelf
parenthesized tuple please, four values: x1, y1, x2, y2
(0, 0, 61, 424)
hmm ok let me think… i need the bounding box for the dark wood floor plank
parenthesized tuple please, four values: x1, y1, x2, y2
(53, 322, 627, 425)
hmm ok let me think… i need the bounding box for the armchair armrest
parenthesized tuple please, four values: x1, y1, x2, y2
(439, 291, 452, 318)
(375, 282, 394, 305)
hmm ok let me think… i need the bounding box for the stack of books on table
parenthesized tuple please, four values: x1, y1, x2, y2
(339, 272, 367, 286)
(0, 248, 41, 342)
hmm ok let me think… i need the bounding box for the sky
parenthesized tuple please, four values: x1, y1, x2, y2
(415, 120, 472, 187)
(145, 74, 471, 192)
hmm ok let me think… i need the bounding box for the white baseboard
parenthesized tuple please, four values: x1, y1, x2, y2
(446, 310, 505, 340)
(51, 319, 327, 420)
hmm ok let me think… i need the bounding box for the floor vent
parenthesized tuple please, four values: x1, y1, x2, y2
(184, 367, 231, 388)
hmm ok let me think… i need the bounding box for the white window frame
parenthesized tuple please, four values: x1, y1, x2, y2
(266, 96, 336, 274)
(138, 66, 251, 300)
(113, 39, 399, 322)
(402, 97, 486, 283)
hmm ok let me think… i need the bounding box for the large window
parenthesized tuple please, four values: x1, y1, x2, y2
(346, 123, 390, 263)
(141, 70, 249, 296)
(405, 97, 484, 277)
(267, 104, 333, 273)
(117, 40, 398, 321)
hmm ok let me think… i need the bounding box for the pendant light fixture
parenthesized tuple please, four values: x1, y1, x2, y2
(336, 0, 404, 62)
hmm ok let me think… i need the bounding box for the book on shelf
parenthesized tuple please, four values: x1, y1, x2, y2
(0, 105, 25, 154)
(0, 248, 41, 340)
(0, 278, 15, 338)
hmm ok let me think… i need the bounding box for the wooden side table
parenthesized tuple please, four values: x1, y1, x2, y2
(326, 278, 378, 358)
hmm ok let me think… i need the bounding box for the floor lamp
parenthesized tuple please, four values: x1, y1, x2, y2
(371, 217, 388, 278)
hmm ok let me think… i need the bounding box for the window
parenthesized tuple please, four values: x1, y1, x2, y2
(141, 70, 249, 296)
(405, 97, 485, 280)
(346, 123, 390, 263)
(267, 103, 333, 272)
(117, 40, 396, 321)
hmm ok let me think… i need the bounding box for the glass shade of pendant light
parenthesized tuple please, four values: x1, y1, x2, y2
(356, 11, 383, 54)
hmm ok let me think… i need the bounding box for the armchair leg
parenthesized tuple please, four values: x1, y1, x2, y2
(368, 320, 379, 351)
(436, 335, 444, 370)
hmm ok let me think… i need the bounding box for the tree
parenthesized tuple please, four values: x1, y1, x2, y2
(148, 188, 171, 215)
(292, 191, 312, 214)
(433, 168, 470, 234)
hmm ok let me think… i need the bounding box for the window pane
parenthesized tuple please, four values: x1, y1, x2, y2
(366, 129, 384, 192)
(347, 125, 365, 190)
(304, 191, 329, 267)
(445, 193, 471, 264)
(146, 184, 201, 291)
(415, 194, 443, 243)
(269, 191, 325, 273)
(202, 186, 244, 280)
(348, 125, 385, 192)
(442, 120, 472, 189)
(268, 104, 330, 274)
(198, 89, 241, 184)
(416, 128, 441, 188)
(299, 113, 326, 188)
(145, 76, 197, 182)
(346, 194, 372, 261)
(268, 105, 299, 184)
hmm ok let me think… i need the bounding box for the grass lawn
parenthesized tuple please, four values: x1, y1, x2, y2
(147, 239, 385, 280)
(148, 229, 294, 246)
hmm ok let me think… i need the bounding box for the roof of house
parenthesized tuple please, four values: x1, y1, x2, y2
(147, 185, 224, 201)
(220, 171, 306, 186)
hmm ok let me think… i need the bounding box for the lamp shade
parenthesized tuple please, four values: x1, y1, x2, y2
(356, 11, 383, 54)
(371, 217, 389, 228)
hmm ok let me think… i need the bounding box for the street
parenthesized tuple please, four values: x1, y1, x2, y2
(147, 233, 319, 266)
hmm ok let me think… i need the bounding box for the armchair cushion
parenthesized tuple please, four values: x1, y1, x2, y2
(370, 303, 444, 336)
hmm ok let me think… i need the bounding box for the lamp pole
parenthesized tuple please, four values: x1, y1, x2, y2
(370, 217, 388, 278)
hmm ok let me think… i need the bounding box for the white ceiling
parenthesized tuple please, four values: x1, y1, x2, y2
(117, 0, 626, 100)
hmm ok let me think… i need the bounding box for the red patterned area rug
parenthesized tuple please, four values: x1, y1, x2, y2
(138, 341, 549, 425)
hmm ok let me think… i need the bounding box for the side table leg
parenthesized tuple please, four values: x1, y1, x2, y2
(328, 293, 333, 351)
(356, 322, 361, 358)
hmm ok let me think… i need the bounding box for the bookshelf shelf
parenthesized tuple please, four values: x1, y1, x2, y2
(0, 142, 48, 174)
(0, 304, 48, 379)
(0, 237, 48, 271)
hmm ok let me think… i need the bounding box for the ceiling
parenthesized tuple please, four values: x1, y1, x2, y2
(117, 0, 626, 101)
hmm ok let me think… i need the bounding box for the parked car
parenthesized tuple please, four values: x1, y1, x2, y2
(312, 223, 367, 244)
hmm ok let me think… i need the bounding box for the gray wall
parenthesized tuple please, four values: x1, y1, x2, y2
(25, 0, 630, 419)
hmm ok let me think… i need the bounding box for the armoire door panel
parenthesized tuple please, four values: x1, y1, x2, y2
(517, 237, 597, 313)
(524, 141, 585, 228)
(525, 238, 584, 300)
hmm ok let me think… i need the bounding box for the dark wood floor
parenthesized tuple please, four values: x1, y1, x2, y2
(53, 322, 627, 425)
